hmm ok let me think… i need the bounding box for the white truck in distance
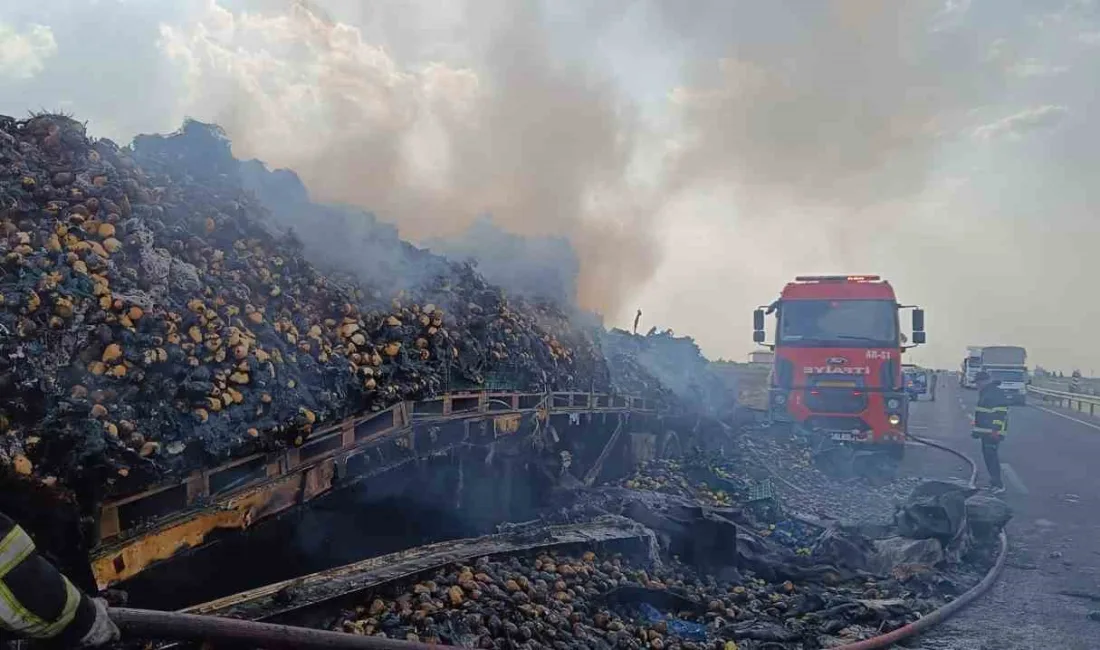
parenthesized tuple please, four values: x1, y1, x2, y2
(979, 345, 1028, 404)
(960, 346, 984, 389)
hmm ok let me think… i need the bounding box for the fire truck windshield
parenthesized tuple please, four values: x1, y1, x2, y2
(778, 299, 898, 347)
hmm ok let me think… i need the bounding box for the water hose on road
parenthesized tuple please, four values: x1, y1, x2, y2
(109, 607, 445, 650)
(906, 433, 979, 487)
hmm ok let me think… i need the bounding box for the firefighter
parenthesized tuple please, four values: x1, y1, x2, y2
(0, 511, 119, 647)
(971, 371, 1009, 494)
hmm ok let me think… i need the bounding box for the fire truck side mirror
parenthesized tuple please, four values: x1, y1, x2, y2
(753, 309, 765, 331)
(911, 308, 925, 332)
(753, 329, 766, 344)
(912, 330, 927, 345)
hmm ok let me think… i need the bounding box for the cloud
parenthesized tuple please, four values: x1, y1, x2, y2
(931, 0, 973, 32)
(972, 105, 1069, 140)
(664, 1, 970, 212)
(1006, 58, 1069, 77)
(985, 39, 1068, 79)
(0, 22, 57, 80)
(1078, 30, 1100, 45)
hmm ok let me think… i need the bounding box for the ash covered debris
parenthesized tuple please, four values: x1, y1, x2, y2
(0, 114, 629, 498)
(522, 452, 1009, 647)
(732, 434, 926, 523)
(600, 328, 729, 417)
(200, 448, 1010, 650)
(332, 549, 929, 649)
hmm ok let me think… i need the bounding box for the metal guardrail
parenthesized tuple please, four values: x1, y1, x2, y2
(1027, 385, 1100, 415)
(1032, 377, 1100, 396)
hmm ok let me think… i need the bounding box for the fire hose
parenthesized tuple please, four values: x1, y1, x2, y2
(108, 434, 1008, 650)
(108, 607, 446, 650)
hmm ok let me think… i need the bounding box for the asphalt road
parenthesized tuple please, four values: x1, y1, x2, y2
(904, 376, 1100, 649)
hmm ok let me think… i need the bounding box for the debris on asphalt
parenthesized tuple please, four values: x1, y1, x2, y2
(332, 549, 933, 649)
(576, 452, 1011, 643)
(733, 433, 925, 524)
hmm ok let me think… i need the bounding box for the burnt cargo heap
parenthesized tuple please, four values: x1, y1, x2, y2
(0, 114, 660, 504)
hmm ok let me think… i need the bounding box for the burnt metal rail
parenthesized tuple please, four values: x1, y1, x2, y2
(90, 391, 656, 590)
(177, 518, 653, 625)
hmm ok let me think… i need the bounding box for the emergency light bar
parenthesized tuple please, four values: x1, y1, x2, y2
(793, 275, 882, 283)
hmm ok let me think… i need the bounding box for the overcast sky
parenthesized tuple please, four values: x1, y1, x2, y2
(3, 0, 1099, 372)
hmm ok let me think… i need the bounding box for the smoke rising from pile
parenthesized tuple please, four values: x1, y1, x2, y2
(8, 0, 1087, 367)
(159, 0, 659, 315)
(160, 0, 981, 318)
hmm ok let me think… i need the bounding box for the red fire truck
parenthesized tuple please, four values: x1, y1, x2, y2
(751, 275, 926, 475)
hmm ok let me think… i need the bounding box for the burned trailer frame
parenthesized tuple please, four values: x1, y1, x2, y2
(89, 391, 659, 591)
(175, 519, 657, 627)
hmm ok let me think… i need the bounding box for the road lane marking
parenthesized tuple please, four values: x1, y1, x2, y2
(1030, 404, 1100, 432)
(1001, 463, 1029, 495)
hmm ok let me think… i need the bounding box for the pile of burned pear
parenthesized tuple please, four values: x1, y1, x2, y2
(0, 115, 627, 496)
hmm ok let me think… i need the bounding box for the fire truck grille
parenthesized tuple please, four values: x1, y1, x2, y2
(805, 416, 868, 432)
(805, 385, 868, 414)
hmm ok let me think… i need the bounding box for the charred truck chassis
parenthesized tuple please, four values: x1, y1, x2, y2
(179, 519, 657, 626)
(88, 391, 666, 592)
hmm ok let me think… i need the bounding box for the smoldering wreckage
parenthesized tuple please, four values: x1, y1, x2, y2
(0, 114, 1010, 649)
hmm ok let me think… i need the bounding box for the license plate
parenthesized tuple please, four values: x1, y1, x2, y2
(818, 381, 856, 388)
(830, 432, 857, 441)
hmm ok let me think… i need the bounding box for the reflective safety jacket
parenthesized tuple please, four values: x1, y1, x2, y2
(974, 383, 1010, 437)
(0, 512, 97, 643)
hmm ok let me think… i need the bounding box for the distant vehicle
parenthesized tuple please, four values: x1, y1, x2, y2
(752, 274, 926, 475)
(960, 345, 983, 389)
(903, 364, 936, 402)
(975, 346, 1028, 404)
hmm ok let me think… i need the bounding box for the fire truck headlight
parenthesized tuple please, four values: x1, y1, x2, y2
(886, 398, 900, 410)
(888, 413, 902, 427)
